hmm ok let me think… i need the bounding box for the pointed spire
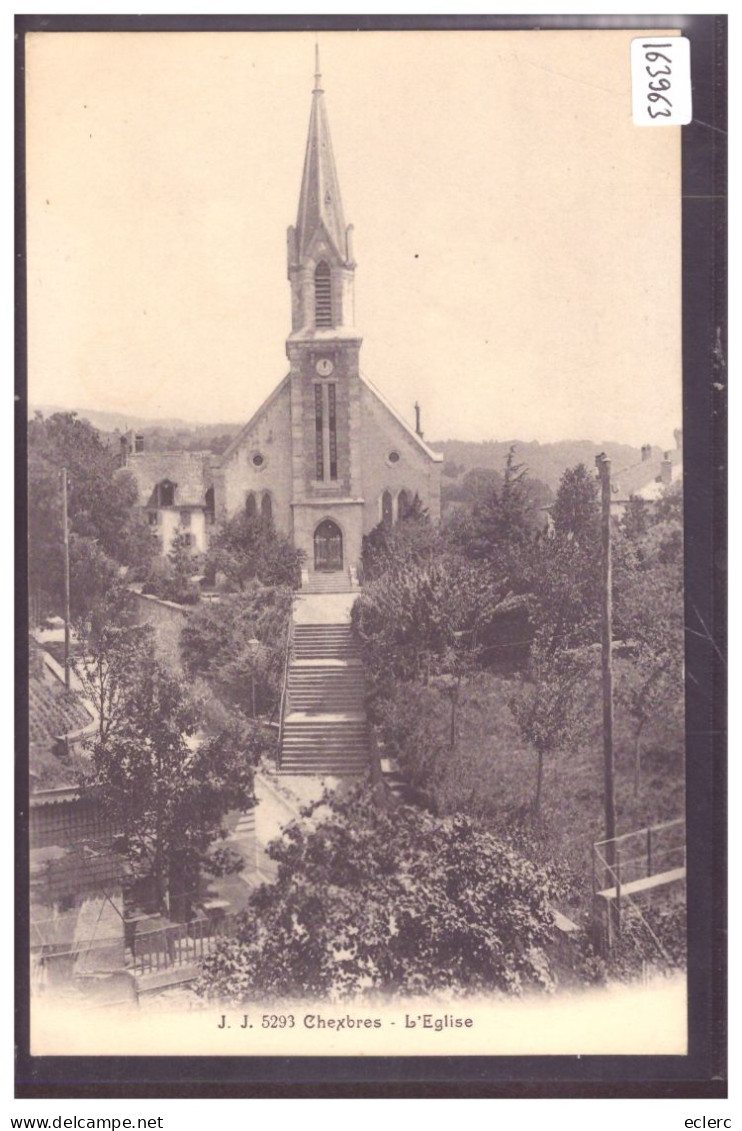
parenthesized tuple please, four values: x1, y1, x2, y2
(314, 40, 322, 92)
(295, 49, 348, 263)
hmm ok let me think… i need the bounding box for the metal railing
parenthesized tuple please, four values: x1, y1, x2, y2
(592, 817, 686, 952)
(276, 614, 294, 771)
(128, 911, 238, 975)
(31, 910, 240, 983)
(593, 818, 686, 893)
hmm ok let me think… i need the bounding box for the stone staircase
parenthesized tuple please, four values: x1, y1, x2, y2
(302, 570, 356, 594)
(279, 621, 369, 776)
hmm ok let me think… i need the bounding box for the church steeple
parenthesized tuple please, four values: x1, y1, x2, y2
(287, 50, 356, 337)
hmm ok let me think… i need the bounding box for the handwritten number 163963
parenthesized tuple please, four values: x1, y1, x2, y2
(643, 45, 674, 118)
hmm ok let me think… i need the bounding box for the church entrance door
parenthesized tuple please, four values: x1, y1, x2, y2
(314, 519, 343, 572)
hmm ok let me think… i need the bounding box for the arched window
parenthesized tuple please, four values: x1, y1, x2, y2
(381, 490, 393, 527)
(314, 261, 332, 327)
(245, 492, 257, 519)
(261, 492, 272, 522)
(158, 480, 175, 507)
(397, 490, 411, 522)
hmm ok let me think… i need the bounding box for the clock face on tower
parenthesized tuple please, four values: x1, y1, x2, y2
(315, 357, 335, 377)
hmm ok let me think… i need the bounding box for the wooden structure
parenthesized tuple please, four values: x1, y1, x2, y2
(592, 818, 686, 952)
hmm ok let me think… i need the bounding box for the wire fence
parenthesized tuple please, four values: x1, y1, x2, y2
(592, 817, 686, 954)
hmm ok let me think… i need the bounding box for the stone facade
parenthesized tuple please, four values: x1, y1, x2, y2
(215, 379, 294, 535)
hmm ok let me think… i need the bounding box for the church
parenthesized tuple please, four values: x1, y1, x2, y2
(211, 55, 443, 585)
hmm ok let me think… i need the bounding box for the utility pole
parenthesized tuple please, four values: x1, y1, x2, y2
(595, 454, 616, 861)
(61, 467, 71, 690)
(248, 638, 260, 719)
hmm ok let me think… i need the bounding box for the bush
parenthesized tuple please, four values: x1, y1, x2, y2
(180, 583, 292, 718)
(196, 787, 559, 1003)
(207, 513, 303, 590)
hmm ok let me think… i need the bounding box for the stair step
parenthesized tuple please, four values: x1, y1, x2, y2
(281, 752, 368, 759)
(289, 677, 364, 683)
(289, 703, 365, 710)
(289, 682, 364, 689)
(288, 690, 365, 696)
(280, 762, 367, 771)
(294, 625, 353, 632)
(295, 626, 353, 632)
(283, 731, 367, 739)
(279, 770, 366, 777)
(282, 738, 368, 745)
(281, 605, 368, 777)
(290, 689, 362, 694)
(283, 744, 367, 750)
(289, 704, 365, 710)
(282, 729, 367, 736)
(283, 734, 368, 742)
(290, 695, 364, 700)
(293, 649, 356, 654)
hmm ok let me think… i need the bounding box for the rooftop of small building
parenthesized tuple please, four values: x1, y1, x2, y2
(612, 442, 682, 501)
(28, 640, 93, 791)
(118, 448, 215, 508)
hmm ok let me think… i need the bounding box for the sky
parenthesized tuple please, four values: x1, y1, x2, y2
(25, 29, 682, 447)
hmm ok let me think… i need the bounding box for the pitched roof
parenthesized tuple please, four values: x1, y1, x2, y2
(219, 375, 291, 464)
(29, 645, 91, 747)
(28, 646, 93, 789)
(361, 373, 445, 463)
(612, 447, 682, 501)
(119, 450, 214, 508)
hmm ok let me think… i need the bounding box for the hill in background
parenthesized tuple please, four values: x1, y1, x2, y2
(31, 405, 666, 491)
(432, 438, 664, 493)
(30, 405, 242, 455)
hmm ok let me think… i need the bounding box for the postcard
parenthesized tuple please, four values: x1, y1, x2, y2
(18, 18, 725, 1095)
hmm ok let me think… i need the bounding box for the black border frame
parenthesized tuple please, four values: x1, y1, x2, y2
(15, 12, 727, 1100)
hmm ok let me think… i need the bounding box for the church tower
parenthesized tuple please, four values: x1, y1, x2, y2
(286, 49, 365, 577)
(215, 53, 442, 580)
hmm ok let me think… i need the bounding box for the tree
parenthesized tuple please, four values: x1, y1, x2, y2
(615, 561, 684, 795)
(207, 511, 303, 590)
(196, 788, 558, 1002)
(613, 479, 684, 792)
(352, 555, 512, 691)
(80, 645, 259, 916)
(361, 495, 438, 582)
(508, 632, 593, 813)
(618, 642, 684, 797)
(74, 620, 156, 746)
(28, 412, 157, 617)
(520, 533, 601, 655)
(461, 466, 503, 502)
(551, 463, 600, 545)
(180, 583, 292, 719)
(460, 447, 534, 563)
(621, 495, 651, 542)
(143, 528, 202, 605)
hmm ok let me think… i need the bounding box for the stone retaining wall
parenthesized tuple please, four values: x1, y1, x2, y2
(131, 591, 189, 673)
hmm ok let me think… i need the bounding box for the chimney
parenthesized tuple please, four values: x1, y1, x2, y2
(641, 443, 652, 462)
(134, 433, 145, 454)
(661, 452, 673, 485)
(674, 428, 683, 452)
(414, 401, 423, 439)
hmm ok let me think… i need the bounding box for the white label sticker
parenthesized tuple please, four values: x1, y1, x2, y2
(631, 36, 692, 126)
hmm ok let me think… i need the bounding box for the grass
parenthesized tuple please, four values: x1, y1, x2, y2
(397, 667, 685, 919)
